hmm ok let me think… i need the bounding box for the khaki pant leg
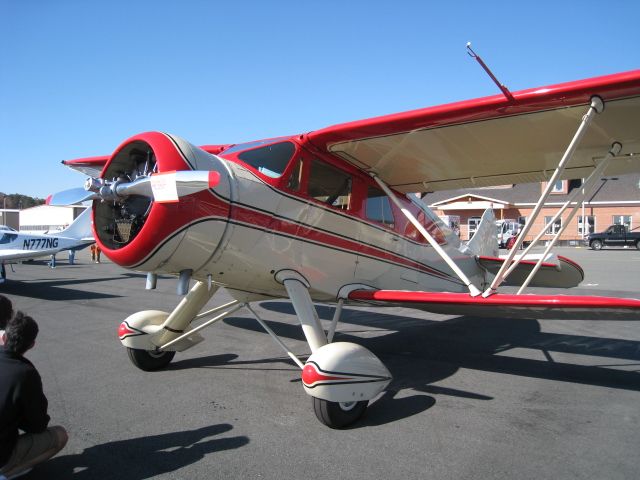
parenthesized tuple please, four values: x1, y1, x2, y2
(0, 426, 68, 477)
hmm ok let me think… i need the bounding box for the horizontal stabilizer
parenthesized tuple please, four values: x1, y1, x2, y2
(477, 254, 584, 288)
(348, 290, 640, 321)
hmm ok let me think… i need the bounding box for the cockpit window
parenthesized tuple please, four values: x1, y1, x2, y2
(286, 157, 304, 191)
(237, 142, 296, 178)
(366, 187, 394, 226)
(308, 160, 352, 210)
(0, 233, 17, 244)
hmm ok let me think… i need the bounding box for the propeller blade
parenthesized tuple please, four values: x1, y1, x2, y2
(65, 170, 221, 204)
(47, 188, 98, 206)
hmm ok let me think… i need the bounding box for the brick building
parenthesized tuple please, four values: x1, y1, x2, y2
(423, 174, 640, 246)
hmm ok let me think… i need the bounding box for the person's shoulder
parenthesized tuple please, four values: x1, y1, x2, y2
(0, 349, 37, 372)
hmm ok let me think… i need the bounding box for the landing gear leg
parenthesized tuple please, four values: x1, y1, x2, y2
(275, 271, 391, 428)
(122, 281, 218, 371)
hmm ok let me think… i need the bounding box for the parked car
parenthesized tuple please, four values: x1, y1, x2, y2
(496, 219, 519, 248)
(586, 224, 640, 250)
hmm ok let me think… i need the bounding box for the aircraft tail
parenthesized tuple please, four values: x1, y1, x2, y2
(460, 208, 498, 258)
(60, 207, 94, 240)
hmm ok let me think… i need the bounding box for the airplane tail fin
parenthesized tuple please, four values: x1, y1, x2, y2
(460, 208, 498, 258)
(60, 207, 93, 240)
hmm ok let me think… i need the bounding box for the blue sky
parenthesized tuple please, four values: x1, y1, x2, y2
(1, 0, 638, 198)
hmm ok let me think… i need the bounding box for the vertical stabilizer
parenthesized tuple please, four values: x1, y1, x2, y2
(60, 207, 93, 240)
(461, 208, 498, 257)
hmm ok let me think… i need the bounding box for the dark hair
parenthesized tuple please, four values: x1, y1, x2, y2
(4, 311, 38, 355)
(0, 294, 13, 329)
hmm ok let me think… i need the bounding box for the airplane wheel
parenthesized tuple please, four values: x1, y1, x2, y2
(590, 240, 603, 250)
(126, 348, 175, 371)
(312, 397, 368, 429)
(636, 240, 640, 250)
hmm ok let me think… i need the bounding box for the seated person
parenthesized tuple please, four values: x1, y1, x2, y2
(0, 312, 68, 479)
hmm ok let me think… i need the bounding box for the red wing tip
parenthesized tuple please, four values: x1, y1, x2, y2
(349, 290, 640, 309)
(45, 194, 52, 205)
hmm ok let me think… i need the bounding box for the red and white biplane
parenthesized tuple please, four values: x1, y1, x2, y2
(51, 60, 640, 428)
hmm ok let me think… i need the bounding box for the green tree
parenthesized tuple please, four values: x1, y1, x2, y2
(0, 192, 46, 209)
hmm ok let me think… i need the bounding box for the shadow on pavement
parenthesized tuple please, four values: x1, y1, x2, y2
(216, 300, 640, 426)
(29, 424, 249, 479)
(0, 276, 125, 300)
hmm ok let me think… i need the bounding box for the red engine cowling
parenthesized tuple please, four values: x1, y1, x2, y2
(92, 132, 232, 272)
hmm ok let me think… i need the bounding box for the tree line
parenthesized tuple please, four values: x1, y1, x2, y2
(0, 193, 45, 209)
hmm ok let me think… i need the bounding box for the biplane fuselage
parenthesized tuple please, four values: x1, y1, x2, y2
(94, 132, 481, 302)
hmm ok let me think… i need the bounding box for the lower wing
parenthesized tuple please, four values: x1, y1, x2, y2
(348, 290, 640, 321)
(0, 249, 61, 262)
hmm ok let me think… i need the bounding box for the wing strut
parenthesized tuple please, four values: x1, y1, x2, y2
(372, 175, 482, 296)
(515, 142, 622, 293)
(483, 96, 604, 297)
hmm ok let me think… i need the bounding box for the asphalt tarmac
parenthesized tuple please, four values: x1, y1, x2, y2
(2, 246, 640, 480)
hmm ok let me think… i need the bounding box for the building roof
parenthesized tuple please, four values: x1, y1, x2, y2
(423, 173, 640, 206)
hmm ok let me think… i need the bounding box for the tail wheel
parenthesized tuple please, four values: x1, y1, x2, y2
(312, 397, 368, 428)
(127, 347, 175, 371)
(590, 239, 603, 250)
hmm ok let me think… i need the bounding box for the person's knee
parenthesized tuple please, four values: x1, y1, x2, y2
(50, 426, 68, 449)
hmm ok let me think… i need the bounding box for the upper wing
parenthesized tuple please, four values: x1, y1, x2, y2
(348, 290, 640, 321)
(62, 145, 229, 177)
(62, 155, 109, 177)
(307, 70, 640, 192)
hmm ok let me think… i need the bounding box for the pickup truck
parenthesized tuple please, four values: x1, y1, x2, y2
(586, 224, 640, 250)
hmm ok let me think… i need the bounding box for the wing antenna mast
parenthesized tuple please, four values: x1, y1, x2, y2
(466, 42, 515, 102)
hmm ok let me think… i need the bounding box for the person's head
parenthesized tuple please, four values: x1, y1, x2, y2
(0, 294, 13, 330)
(3, 311, 38, 355)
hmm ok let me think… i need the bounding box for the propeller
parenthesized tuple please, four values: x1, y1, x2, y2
(47, 188, 98, 206)
(48, 170, 220, 206)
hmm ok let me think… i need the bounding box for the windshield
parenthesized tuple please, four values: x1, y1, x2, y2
(0, 233, 17, 244)
(235, 141, 296, 178)
(222, 137, 291, 156)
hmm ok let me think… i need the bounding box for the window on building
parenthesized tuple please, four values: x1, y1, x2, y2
(550, 180, 565, 194)
(577, 215, 595, 235)
(468, 216, 481, 239)
(544, 216, 562, 235)
(612, 215, 632, 230)
(517, 216, 527, 228)
(568, 179, 583, 193)
(308, 160, 352, 210)
(365, 187, 394, 226)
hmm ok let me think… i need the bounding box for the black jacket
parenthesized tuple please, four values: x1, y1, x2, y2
(0, 348, 50, 466)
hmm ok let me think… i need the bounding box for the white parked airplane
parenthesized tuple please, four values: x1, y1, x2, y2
(0, 207, 94, 282)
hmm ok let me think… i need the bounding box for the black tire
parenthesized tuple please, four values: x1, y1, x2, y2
(127, 348, 175, 371)
(590, 240, 603, 250)
(312, 397, 368, 429)
(636, 240, 640, 250)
